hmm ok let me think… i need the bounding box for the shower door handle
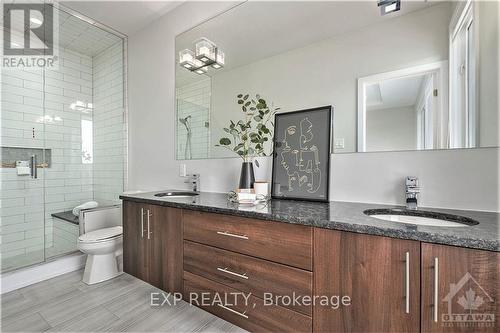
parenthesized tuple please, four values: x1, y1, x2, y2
(30, 155, 37, 179)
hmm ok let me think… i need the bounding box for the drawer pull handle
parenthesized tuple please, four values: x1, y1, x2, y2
(217, 304, 248, 319)
(217, 267, 248, 280)
(216, 231, 249, 240)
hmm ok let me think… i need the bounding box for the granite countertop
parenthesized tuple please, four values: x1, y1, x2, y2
(119, 191, 499, 252)
(52, 211, 79, 225)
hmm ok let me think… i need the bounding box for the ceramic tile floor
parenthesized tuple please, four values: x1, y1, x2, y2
(1, 270, 246, 332)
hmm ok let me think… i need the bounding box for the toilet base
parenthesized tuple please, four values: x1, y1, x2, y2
(82, 252, 123, 285)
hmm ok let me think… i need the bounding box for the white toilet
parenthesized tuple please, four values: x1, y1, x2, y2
(77, 205, 123, 285)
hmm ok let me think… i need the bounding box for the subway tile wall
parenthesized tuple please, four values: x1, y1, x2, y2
(176, 78, 211, 159)
(92, 41, 125, 205)
(1, 43, 125, 270)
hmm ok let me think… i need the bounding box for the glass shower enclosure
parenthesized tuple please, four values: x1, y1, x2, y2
(1, 5, 126, 272)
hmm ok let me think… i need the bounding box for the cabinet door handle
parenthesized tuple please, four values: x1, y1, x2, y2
(405, 251, 410, 314)
(216, 231, 249, 240)
(147, 209, 151, 240)
(217, 304, 248, 319)
(140, 208, 144, 238)
(433, 257, 439, 322)
(217, 267, 248, 280)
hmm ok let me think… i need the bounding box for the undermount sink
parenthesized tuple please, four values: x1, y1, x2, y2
(154, 191, 199, 198)
(364, 208, 479, 227)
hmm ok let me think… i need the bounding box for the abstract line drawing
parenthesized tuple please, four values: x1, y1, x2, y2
(279, 117, 322, 193)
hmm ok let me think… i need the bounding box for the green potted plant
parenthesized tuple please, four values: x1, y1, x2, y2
(216, 94, 279, 189)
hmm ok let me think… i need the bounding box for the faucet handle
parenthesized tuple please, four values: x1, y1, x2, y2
(406, 187, 420, 194)
(405, 176, 419, 187)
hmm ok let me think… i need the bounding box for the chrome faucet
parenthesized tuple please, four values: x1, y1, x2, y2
(184, 174, 200, 192)
(405, 176, 420, 210)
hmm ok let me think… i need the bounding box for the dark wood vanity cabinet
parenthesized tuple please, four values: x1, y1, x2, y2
(182, 210, 313, 332)
(314, 228, 421, 333)
(421, 243, 499, 333)
(314, 229, 499, 333)
(122, 201, 499, 333)
(122, 201, 183, 292)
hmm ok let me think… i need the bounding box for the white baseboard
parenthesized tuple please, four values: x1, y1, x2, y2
(0, 253, 86, 294)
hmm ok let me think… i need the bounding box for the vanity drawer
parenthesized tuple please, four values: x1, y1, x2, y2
(184, 240, 312, 316)
(183, 210, 312, 270)
(183, 271, 312, 333)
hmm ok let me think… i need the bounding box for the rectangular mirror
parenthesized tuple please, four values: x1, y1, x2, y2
(175, 0, 499, 159)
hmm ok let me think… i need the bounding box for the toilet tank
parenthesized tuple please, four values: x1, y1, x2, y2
(79, 205, 122, 235)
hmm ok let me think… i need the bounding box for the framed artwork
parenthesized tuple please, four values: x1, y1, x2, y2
(271, 106, 332, 202)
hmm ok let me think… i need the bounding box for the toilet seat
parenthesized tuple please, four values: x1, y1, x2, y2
(79, 226, 123, 243)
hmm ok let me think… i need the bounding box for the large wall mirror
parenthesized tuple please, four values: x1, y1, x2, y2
(175, 0, 499, 159)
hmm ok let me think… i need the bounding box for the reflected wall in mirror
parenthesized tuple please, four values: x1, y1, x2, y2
(358, 62, 449, 152)
(175, 0, 499, 159)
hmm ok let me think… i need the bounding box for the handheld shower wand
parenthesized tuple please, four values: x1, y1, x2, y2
(179, 115, 192, 159)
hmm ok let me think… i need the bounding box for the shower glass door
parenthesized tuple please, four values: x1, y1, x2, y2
(1, 4, 125, 272)
(1, 53, 48, 271)
(43, 7, 125, 260)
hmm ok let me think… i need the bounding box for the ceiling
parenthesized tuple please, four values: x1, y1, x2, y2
(58, 9, 122, 56)
(366, 75, 426, 111)
(4, 4, 122, 57)
(60, 1, 184, 35)
(176, 1, 443, 76)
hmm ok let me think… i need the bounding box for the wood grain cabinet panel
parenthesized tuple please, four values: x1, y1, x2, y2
(184, 271, 312, 333)
(123, 201, 149, 282)
(122, 201, 183, 292)
(421, 243, 499, 333)
(183, 210, 312, 270)
(158, 205, 183, 293)
(314, 228, 421, 333)
(184, 240, 313, 316)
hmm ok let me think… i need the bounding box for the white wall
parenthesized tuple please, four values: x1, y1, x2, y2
(128, 1, 240, 191)
(209, 3, 451, 155)
(128, 2, 499, 212)
(366, 106, 417, 152)
(478, 0, 500, 147)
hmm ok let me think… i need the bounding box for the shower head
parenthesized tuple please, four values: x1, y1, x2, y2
(179, 115, 192, 133)
(179, 115, 191, 125)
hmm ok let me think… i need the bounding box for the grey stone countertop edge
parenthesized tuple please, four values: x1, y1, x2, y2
(119, 192, 499, 252)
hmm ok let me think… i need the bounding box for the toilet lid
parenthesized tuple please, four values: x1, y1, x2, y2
(79, 226, 123, 242)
